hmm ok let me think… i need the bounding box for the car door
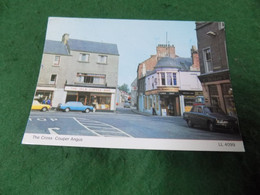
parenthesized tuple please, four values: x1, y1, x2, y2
(73, 102, 82, 111)
(194, 106, 205, 126)
(189, 106, 197, 125)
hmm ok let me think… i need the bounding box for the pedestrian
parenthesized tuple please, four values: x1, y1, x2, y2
(42, 99, 46, 104)
(47, 99, 51, 105)
(152, 103, 156, 115)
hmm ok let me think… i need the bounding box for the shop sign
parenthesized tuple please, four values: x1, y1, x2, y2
(180, 91, 195, 95)
(159, 92, 179, 95)
(65, 86, 116, 93)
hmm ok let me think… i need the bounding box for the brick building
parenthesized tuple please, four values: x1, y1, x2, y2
(196, 22, 237, 116)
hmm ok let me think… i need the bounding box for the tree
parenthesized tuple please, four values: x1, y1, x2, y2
(118, 83, 129, 93)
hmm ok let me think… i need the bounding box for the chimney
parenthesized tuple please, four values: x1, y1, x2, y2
(156, 44, 176, 58)
(62, 33, 70, 54)
(190, 45, 200, 71)
(62, 33, 69, 45)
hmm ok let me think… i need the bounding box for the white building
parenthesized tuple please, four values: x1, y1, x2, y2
(140, 57, 202, 116)
(35, 34, 119, 111)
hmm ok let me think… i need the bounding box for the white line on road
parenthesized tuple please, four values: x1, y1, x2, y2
(73, 117, 101, 137)
(48, 128, 60, 135)
(77, 117, 133, 138)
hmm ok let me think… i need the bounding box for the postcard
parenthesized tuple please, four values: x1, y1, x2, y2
(22, 17, 245, 152)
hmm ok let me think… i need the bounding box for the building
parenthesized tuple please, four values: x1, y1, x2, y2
(196, 22, 237, 116)
(137, 44, 202, 116)
(35, 34, 119, 111)
(130, 78, 138, 107)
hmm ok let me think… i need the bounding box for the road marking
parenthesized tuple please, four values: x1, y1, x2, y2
(73, 117, 101, 137)
(48, 128, 60, 135)
(76, 118, 133, 138)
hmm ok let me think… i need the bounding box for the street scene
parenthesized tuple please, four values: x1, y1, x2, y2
(22, 18, 244, 151)
(25, 104, 241, 141)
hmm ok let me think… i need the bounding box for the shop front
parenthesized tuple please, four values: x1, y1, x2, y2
(64, 86, 116, 111)
(159, 92, 180, 116)
(34, 87, 55, 105)
(179, 91, 203, 113)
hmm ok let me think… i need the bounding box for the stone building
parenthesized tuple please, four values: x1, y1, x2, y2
(35, 34, 119, 111)
(196, 22, 237, 116)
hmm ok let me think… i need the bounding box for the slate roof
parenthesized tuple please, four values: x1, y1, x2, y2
(155, 57, 192, 71)
(69, 39, 119, 55)
(44, 40, 69, 55)
(43, 39, 119, 56)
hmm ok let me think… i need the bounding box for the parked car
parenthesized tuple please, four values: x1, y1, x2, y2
(183, 105, 238, 132)
(57, 101, 94, 113)
(31, 100, 51, 112)
(123, 101, 131, 108)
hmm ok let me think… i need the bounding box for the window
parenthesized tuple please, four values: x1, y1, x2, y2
(161, 73, 165, 85)
(53, 56, 60, 65)
(77, 73, 106, 85)
(167, 73, 172, 85)
(49, 74, 57, 85)
(173, 73, 177, 85)
(203, 48, 213, 73)
(79, 53, 89, 62)
(98, 55, 107, 64)
(218, 22, 225, 30)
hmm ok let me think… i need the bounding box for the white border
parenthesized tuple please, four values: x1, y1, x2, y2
(22, 133, 245, 152)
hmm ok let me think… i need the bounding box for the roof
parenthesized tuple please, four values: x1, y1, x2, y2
(44, 40, 69, 55)
(68, 39, 119, 55)
(155, 57, 192, 70)
(44, 39, 119, 56)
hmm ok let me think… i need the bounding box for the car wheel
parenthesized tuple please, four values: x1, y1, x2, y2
(65, 108, 70, 112)
(187, 120, 193, 128)
(208, 121, 215, 131)
(85, 108, 90, 113)
(42, 107, 47, 112)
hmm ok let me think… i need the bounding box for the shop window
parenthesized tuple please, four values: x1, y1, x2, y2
(49, 74, 57, 85)
(91, 95, 111, 110)
(144, 96, 147, 109)
(79, 53, 89, 62)
(77, 73, 106, 85)
(222, 83, 236, 116)
(208, 85, 220, 107)
(53, 56, 60, 66)
(203, 48, 213, 73)
(98, 55, 107, 64)
(35, 91, 53, 104)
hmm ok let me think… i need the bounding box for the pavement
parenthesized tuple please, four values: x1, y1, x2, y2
(131, 108, 152, 116)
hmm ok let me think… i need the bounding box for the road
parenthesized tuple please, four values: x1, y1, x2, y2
(24, 106, 242, 141)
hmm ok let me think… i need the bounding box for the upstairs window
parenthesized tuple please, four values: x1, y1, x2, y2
(203, 48, 213, 73)
(79, 53, 89, 62)
(49, 74, 57, 85)
(161, 73, 165, 85)
(77, 73, 106, 85)
(98, 55, 107, 64)
(53, 56, 60, 66)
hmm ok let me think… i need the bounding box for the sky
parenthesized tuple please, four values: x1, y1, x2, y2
(45, 17, 197, 88)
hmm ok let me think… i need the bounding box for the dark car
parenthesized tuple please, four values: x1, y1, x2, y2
(57, 101, 94, 113)
(183, 105, 238, 132)
(123, 101, 131, 108)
